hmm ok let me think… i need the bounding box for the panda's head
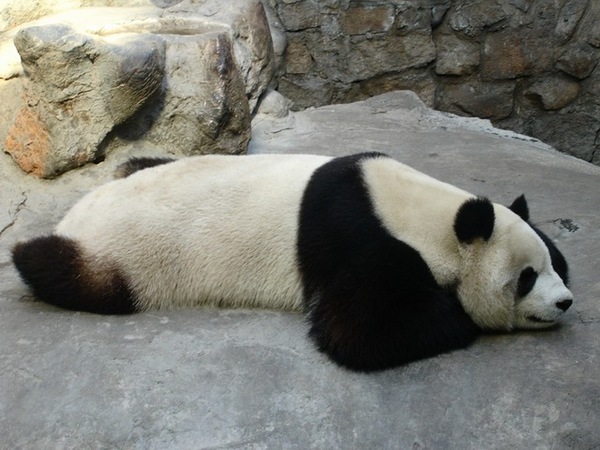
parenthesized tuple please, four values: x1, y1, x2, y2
(453, 195, 573, 331)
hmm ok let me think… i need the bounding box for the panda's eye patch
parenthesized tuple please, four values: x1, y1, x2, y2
(517, 266, 538, 297)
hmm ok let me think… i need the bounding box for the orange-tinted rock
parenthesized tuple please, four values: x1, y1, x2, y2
(5, 106, 50, 177)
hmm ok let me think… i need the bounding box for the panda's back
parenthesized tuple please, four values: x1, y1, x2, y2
(56, 154, 331, 311)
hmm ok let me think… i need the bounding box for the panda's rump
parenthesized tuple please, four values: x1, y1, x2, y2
(55, 154, 330, 312)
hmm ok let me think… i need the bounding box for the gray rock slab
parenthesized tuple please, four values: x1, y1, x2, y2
(1, 91, 599, 448)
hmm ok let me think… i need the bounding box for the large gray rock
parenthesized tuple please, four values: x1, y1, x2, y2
(0, 0, 277, 177)
(5, 25, 165, 178)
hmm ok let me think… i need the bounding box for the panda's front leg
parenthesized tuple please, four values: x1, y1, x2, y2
(305, 266, 481, 372)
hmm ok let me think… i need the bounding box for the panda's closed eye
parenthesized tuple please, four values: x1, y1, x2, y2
(517, 266, 538, 298)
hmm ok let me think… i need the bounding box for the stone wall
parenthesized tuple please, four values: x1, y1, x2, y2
(268, 0, 600, 165)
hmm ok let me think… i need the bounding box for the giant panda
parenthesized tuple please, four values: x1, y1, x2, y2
(12, 152, 573, 371)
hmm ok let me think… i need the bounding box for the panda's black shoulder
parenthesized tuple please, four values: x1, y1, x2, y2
(311, 152, 389, 183)
(296, 151, 392, 292)
(297, 152, 391, 278)
(299, 151, 389, 224)
(296, 150, 407, 277)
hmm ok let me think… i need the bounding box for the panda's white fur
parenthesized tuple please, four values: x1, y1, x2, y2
(12, 153, 573, 371)
(56, 154, 327, 312)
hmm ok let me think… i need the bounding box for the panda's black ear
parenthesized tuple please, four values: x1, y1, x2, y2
(454, 197, 495, 243)
(508, 194, 530, 222)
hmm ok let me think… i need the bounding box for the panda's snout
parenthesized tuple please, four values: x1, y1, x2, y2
(555, 298, 573, 312)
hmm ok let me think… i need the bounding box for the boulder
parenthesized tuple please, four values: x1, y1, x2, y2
(555, 0, 589, 43)
(284, 38, 312, 75)
(339, 5, 395, 36)
(254, 88, 290, 118)
(447, 0, 507, 37)
(482, 33, 555, 80)
(0, 0, 276, 177)
(556, 44, 599, 79)
(6, 26, 165, 178)
(122, 32, 250, 157)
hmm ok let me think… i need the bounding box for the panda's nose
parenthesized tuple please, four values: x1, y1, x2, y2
(556, 298, 573, 312)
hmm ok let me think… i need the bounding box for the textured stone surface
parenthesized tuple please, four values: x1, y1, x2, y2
(278, 27, 436, 110)
(524, 75, 581, 111)
(223, 0, 276, 111)
(275, 0, 323, 32)
(284, 37, 312, 74)
(482, 33, 554, 79)
(3, 0, 600, 174)
(395, 2, 434, 35)
(1, 91, 599, 448)
(528, 112, 599, 163)
(254, 88, 290, 118)
(343, 69, 436, 107)
(345, 33, 436, 83)
(434, 32, 480, 75)
(555, 0, 589, 43)
(447, 0, 507, 37)
(5, 107, 50, 176)
(0, 0, 277, 177)
(339, 5, 395, 36)
(5, 25, 165, 178)
(556, 44, 599, 79)
(117, 32, 251, 157)
(436, 81, 515, 120)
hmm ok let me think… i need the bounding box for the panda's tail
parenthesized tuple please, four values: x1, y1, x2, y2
(12, 235, 137, 314)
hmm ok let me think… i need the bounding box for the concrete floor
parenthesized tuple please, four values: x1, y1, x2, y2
(1, 91, 598, 449)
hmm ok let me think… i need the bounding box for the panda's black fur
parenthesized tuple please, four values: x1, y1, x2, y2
(12, 152, 572, 372)
(113, 156, 176, 178)
(12, 236, 137, 315)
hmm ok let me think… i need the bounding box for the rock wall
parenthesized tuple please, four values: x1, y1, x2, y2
(269, 0, 600, 165)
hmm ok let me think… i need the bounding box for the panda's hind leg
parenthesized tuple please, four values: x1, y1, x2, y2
(12, 235, 137, 314)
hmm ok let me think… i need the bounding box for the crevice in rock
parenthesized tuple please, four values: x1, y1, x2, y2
(592, 125, 600, 163)
(0, 192, 28, 239)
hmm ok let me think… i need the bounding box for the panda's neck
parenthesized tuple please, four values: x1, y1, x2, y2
(361, 157, 468, 286)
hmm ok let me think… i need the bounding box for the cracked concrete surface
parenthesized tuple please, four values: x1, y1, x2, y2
(1, 92, 599, 448)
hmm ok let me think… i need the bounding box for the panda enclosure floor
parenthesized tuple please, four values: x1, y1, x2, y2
(0, 91, 598, 449)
